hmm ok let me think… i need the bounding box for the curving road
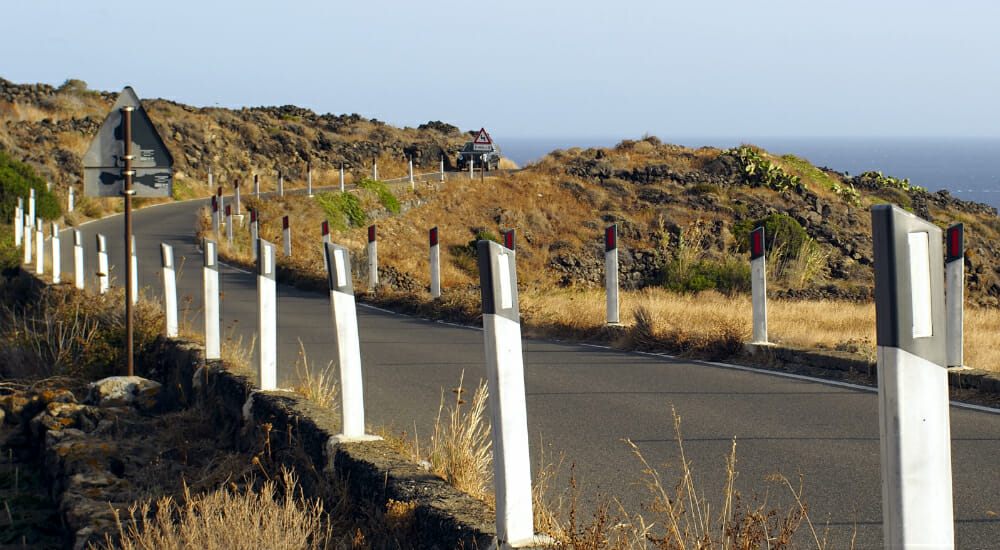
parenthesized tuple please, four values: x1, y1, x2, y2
(52, 198, 1000, 548)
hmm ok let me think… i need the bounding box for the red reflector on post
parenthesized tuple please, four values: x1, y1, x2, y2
(321, 221, 329, 236)
(368, 225, 376, 243)
(283, 216, 289, 229)
(430, 227, 438, 247)
(606, 226, 616, 251)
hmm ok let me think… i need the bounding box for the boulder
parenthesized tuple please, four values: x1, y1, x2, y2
(85, 376, 163, 411)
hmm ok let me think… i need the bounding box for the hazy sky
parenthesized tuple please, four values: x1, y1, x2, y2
(3, 1, 999, 141)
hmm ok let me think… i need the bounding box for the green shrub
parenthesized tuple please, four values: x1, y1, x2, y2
(314, 192, 365, 230)
(0, 150, 62, 221)
(723, 146, 805, 193)
(732, 213, 809, 257)
(449, 229, 501, 276)
(661, 257, 750, 294)
(356, 177, 401, 214)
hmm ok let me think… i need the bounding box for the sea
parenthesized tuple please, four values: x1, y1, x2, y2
(500, 136, 1000, 213)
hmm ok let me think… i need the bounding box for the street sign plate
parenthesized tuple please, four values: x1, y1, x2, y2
(83, 87, 173, 197)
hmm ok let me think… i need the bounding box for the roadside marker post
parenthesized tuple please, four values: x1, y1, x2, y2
(217, 186, 224, 228)
(503, 229, 515, 251)
(605, 224, 620, 325)
(477, 240, 550, 548)
(14, 198, 22, 246)
(440, 155, 444, 183)
(373, 159, 378, 181)
(35, 219, 43, 275)
(430, 227, 441, 298)
(307, 161, 313, 197)
(51, 223, 60, 284)
(203, 238, 220, 361)
(278, 169, 284, 197)
(161, 243, 178, 338)
(340, 162, 345, 192)
(250, 210, 259, 261)
(254, 174, 260, 197)
(324, 241, 380, 442)
(129, 235, 138, 305)
(283, 215, 291, 257)
(408, 156, 414, 189)
(211, 195, 220, 239)
(23, 212, 32, 264)
(257, 239, 277, 391)
(225, 205, 233, 245)
(750, 227, 768, 344)
(208, 166, 213, 189)
(321, 220, 331, 244)
(871, 204, 954, 549)
(28, 189, 35, 232)
(96, 234, 109, 294)
(367, 225, 378, 291)
(946, 223, 964, 368)
(68, 186, 74, 213)
(234, 180, 241, 215)
(469, 157, 474, 179)
(73, 230, 84, 290)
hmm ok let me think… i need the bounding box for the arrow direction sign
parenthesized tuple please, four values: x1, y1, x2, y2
(83, 87, 174, 197)
(473, 127, 493, 152)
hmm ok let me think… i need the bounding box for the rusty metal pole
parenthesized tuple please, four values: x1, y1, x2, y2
(123, 106, 135, 377)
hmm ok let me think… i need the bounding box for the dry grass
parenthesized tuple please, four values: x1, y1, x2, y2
(426, 373, 493, 503)
(292, 339, 340, 412)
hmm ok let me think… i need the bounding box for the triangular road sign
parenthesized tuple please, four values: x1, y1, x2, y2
(83, 87, 173, 197)
(473, 128, 492, 145)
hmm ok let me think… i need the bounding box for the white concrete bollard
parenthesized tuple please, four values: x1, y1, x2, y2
(14, 198, 23, 246)
(429, 227, 441, 298)
(307, 161, 313, 197)
(278, 169, 284, 197)
(211, 195, 220, 239)
(254, 174, 260, 197)
(51, 223, 60, 284)
(35, 220, 44, 275)
(234, 180, 241, 216)
(73, 230, 84, 291)
(477, 240, 550, 548)
(750, 227, 768, 344)
(225, 205, 233, 245)
(283, 215, 291, 257)
(367, 225, 377, 291)
(945, 223, 964, 368)
(324, 241, 380, 441)
(250, 210, 259, 261)
(339, 162, 345, 192)
(203, 238, 220, 361)
(871, 204, 954, 549)
(605, 224, 620, 325)
(130, 235, 138, 305)
(257, 239, 277, 390)
(68, 186, 74, 213)
(161, 243, 178, 338)
(96, 234, 109, 294)
(321, 220, 331, 244)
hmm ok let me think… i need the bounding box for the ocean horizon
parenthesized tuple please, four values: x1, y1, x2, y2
(499, 136, 1000, 212)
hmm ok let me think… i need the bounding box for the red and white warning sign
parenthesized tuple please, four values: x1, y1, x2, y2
(473, 128, 493, 151)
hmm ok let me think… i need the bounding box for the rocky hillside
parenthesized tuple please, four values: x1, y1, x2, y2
(3, 77, 1000, 306)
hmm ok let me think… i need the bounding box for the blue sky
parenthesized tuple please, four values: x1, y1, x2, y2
(3, 1, 999, 141)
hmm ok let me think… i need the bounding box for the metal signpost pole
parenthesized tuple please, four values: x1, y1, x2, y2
(606, 224, 619, 325)
(51, 223, 60, 284)
(257, 239, 277, 390)
(130, 235, 138, 306)
(203, 238, 220, 361)
(73, 230, 84, 291)
(324, 242, 379, 441)
(871, 204, 954, 549)
(97, 234, 109, 295)
(283, 215, 291, 257)
(367, 225, 378, 291)
(430, 227, 441, 298)
(946, 223, 964, 368)
(477, 240, 549, 548)
(161, 243, 178, 338)
(750, 227, 768, 344)
(123, 105, 135, 376)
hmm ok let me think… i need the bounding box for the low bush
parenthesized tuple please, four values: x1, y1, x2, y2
(356, 177, 401, 214)
(0, 150, 62, 221)
(314, 191, 365, 229)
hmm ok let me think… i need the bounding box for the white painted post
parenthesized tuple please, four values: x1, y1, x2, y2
(321, 220, 331, 244)
(408, 156, 414, 190)
(339, 162, 345, 192)
(429, 227, 441, 298)
(35, 220, 43, 275)
(278, 169, 284, 197)
(367, 224, 377, 291)
(440, 155, 445, 183)
(477, 240, 548, 548)
(469, 156, 474, 179)
(372, 158, 378, 181)
(307, 161, 313, 197)
(96, 234, 109, 294)
(208, 166, 213, 189)
(250, 210, 259, 261)
(161, 243, 178, 338)
(254, 174, 260, 197)
(23, 213, 32, 264)
(51, 223, 60, 284)
(257, 239, 277, 390)
(871, 204, 954, 549)
(217, 186, 224, 227)
(234, 180, 241, 216)
(750, 227, 768, 344)
(28, 189, 35, 231)
(225, 205, 233, 245)
(324, 242, 379, 441)
(605, 224, 620, 325)
(68, 186, 74, 213)
(14, 198, 22, 246)
(129, 235, 138, 305)
(282, 215, 291, 257)
(73, 230, 84, 291)
(946, 223, 964, 368)
(203, 238, 220, 361)
(211, 195, 220, 239)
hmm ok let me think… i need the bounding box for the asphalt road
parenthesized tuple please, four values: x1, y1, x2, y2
(50, 197, 1000, 548)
